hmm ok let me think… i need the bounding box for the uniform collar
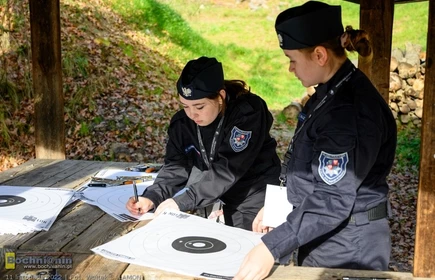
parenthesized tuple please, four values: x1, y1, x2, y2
(314, 59, 355, 99)
(198, 115, 223, 134)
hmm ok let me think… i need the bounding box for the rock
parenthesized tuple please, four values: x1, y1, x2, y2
(398, 62, 417, 79)
(415, 107, 423, 119)
(399, 104, 411, 114)
(282, 102, 302, 120)
(390, 56, 398, 72)
(390, 73, 402, 91)
(406, 99, 417, 110)
(400, 114, 410, 124)
(391, 48, 404, 62)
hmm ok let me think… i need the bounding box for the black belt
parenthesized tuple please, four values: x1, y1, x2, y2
(349, 202, 388, 224)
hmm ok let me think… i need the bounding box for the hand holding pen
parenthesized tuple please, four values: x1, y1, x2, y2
(125, 182, 155, 216)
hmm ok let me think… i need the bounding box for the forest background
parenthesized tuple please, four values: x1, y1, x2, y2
(0, 0, 428, 273)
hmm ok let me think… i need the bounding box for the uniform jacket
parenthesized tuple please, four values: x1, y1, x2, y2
(262, 59, 397, 263)
(142, 92, 281, 212)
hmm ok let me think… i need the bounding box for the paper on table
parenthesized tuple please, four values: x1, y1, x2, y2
(92, 209, 263, 279)
(262, 184, 293, 228)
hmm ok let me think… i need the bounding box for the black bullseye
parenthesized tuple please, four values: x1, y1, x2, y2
(0, 195, 26, 207)
(172, 236, 226, 253)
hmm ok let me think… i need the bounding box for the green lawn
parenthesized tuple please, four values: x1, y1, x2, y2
(106, 0, 428, 110)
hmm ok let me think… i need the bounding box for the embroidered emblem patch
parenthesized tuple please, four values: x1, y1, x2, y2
(181, 86, 192, 98)
(318, 151, 349, 185)
(230, 126, 252, 152)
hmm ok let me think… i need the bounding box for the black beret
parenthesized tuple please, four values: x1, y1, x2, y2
(176, 57, 224, 100)
(275, 1, 343, 50)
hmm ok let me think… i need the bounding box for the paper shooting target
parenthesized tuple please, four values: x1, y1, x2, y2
(92, 209, 263, 279)
(79, 182, 154, 222)
(0, 186, 75, 230)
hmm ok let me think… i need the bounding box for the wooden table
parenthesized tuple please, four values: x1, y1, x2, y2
(0, 159, 429, 280)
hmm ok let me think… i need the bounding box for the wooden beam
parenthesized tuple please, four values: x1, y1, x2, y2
(414, 0, 435, 277)
(358, 0, 394, 103)
(29, 0, 65, 159)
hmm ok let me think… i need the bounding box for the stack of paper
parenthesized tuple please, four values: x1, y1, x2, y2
(78, 182, 154, 222)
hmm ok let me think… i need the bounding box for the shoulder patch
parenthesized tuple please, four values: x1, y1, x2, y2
(318, 151, 349, 185)
(230, 126, 252, 152)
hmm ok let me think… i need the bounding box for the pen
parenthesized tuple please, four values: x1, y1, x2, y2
(133, 181, 141, 214)
(342, 277, 391, 280)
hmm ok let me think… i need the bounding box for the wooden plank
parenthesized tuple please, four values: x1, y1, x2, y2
(0, 233, 38, 250)
(2, 160, 79, 186)
(414, 0, 435, 277)
(269, 265, 415, 280)
(29, 0, 65, 159)
(0, 159, 60, 184)
(0, 160, 142, 187)
(358, 0, 394, 102)
(31, 160, 95, 188)
(63, 254, 128, 280)
(45, 160, 139, 189)
(19, 202, 105, 251)
(62, 214, 150, 253)
(122, 264, 417, 280)
(50, 160, 114, 190)
(122, 264, 199, 280)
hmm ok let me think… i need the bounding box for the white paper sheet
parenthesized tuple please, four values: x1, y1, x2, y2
(92, 209, 263, 279)
(262, 184, 293, 228)
(77, 168, 159, 222)
(78, 182, 154, 222)
(0, 186, 76, 234)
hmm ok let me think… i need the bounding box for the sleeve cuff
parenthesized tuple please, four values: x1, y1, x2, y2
(261, 223, 299, 264)
(172, 192, 195, 212)
(142, 190, 162, 209)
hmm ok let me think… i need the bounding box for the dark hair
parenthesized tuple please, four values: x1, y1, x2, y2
(204, 80, 250, 116)
(302, 25, 373, 63)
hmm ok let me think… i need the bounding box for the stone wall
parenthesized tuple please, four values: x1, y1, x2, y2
(389, 42, 426, 127)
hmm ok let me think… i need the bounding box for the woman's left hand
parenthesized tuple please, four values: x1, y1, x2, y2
(233, 242, 275, 280)
(154, 198, 180, 217)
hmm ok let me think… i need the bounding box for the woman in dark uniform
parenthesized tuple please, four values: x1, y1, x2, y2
(235, 1, 397, 279)
(126, 56, 281, 230)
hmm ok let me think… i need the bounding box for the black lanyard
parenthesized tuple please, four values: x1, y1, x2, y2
(279, 67, 356, 186)
(197, 116, 225, 169)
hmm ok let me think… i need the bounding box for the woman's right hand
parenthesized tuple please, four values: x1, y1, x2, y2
(126, 196, 154, 215)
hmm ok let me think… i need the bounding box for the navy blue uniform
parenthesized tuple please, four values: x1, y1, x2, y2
(262, 59, 397, 270)
(142, 92, 281, 230)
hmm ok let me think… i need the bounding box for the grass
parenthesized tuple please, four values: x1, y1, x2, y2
(395, 124, 422, 171)
(105, 0, 428, 111)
